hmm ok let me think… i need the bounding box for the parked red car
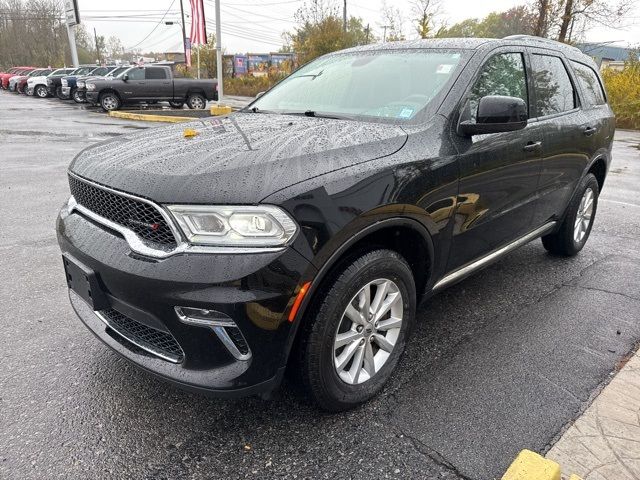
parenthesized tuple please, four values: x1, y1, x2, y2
(1, 67, 35, 89)
(16, 69, 53, 93)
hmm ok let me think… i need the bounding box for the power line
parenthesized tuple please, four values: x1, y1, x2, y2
(127, 0, 176, 50)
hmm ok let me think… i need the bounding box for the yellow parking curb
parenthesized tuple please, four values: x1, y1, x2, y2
(108, 111, 193, 123)
(210, 104, 233, 116)
(502, 450, 582, 480)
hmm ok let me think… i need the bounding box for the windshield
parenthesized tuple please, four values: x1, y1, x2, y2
(72, 67, 94, 75)
(50, 69, 65, 76)
(249, 49, 467, 123)
(28, 69, 43, 76)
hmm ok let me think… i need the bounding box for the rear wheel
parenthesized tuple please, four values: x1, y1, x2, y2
(297, 249, 416, 411)
(35, 85, 48, 98)
(542, 173, 599, 256)
(186, 93, 206, 110)
(99, 92, 121, 112)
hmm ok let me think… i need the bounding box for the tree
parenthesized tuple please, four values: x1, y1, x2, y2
(557, 0, 633, 43)
(436, 6, 536, 38)
(190, 33, 218, 78)
(106, 36, 124, 60)
(412, 0, 441, 39)
(381, 1, 405, 42)
(287, 1, 374, 64)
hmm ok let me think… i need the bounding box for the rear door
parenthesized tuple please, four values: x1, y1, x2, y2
(446, 48, 544, 271)
(527, 48, 592, 226)
(144, 67, 172, 100)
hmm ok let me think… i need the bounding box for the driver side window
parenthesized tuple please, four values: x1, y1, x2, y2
(127, 68, 145, 80)
(468, 53, 528, 122)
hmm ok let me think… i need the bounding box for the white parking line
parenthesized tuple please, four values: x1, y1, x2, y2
(600, 198, 640, 208)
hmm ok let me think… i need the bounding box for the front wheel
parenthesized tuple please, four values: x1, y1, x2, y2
(55, 86, 66, 100)
(34, 85, 48, 98)
(297, 249, 416, 411)
(186, 93, 206, 109)
(100, 93, 121, 112)
(72, 89, 85, 103)
(542, 173, 599, 256)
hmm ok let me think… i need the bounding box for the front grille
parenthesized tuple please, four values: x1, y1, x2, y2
(224, 326, 250, 356)
(99, 308, 185, 363)
(69, 175, 177, 248)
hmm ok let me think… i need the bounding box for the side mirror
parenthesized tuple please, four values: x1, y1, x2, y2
(122, 74, 129, 81)
(255, 91, 265, 99)
(460, 95, 528, 136)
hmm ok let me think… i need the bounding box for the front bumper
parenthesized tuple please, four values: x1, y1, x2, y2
(57, 203, 314, 397)
(85, 91, 99, 104)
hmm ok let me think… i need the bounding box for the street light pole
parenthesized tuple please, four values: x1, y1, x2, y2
(215, 0, 223, 104)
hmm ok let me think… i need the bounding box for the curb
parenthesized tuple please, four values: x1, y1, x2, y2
(210, 104, 233, 116)
(502, 450, 583, 480)
(108, 111, 194, 123)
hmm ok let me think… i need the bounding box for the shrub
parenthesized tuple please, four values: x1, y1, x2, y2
(602, 57, 640, 130)
(223, 70, 288, 97)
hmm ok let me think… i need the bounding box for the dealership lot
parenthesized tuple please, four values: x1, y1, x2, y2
(1, 93, 639, 479)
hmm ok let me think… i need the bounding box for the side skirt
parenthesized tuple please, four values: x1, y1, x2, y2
(432, 221, 557, 292)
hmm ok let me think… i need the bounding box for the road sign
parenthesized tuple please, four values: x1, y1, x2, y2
(65, 0, 80, 26)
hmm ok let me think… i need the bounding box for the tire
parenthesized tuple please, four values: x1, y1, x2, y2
(296, 249, 416, 411)
(72, 89, 85, 103)
(35, 85, 48, 98)
(55, 86, 66, 100)
(169, 100, 184, 109)
(99, 92, 121, 112)
(186, 93, 206, 110)
(542, 173, 599, 256)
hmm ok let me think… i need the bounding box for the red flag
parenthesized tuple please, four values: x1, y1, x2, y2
(189, 0, 207, 46)
(185, 37, 192, 67)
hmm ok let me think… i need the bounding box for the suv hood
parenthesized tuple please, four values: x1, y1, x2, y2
(70, 113, 408, 204)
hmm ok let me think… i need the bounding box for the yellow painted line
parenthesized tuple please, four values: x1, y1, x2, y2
(108, 111, 194, 123)
(210, 104, 233, 116)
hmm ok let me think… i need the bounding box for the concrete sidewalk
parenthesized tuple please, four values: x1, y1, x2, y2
(547, 349, 640, 479)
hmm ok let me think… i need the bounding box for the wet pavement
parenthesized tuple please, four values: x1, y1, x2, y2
(1, 92, 639, 480)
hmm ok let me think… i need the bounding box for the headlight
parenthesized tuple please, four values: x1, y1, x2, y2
(85, 83, 96, 91)
(46, 79, 52, 85)
(77, 80, 85, 87)
(167, 205, 297, 247)
(61, 79, 68, 86)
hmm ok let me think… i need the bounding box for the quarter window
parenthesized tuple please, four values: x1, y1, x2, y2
(532, 55, 575, 116)
(570, 61, 606, 106)
(469, 52, 528, 121)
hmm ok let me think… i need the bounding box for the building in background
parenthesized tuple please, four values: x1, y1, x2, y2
(576, 43, 637, 70)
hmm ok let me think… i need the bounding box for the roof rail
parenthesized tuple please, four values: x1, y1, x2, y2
(503, 35, 582, 53)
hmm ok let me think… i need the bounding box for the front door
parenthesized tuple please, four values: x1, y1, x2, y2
(447, 49, 544, 271)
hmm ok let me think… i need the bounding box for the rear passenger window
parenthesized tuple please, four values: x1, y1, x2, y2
(469, 52, 528, 121)
(532, 55, 575, 116)
(571, 61, 606, 106)
(146, 68, 167, 80)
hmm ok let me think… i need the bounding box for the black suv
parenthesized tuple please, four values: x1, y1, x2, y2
(57, 36, 614, 411)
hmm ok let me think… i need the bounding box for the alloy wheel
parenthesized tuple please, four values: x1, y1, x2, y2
(102, 95, 118, 111)
(333, 278, 403, 385)
(190, 96, 205, 109)
(574, 187, 594, 244)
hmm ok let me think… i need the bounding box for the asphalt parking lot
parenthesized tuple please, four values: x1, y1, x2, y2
(1, 92, 639, 480)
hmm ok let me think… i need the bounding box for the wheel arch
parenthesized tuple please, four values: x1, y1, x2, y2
(283, 216, 435, 365)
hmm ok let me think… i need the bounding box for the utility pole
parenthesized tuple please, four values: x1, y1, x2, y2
(179, 0, 188, 64)
(215, 0, 223, 103)
(343, 0, 347, 32)
(94, 27, 101, 64)
(382, 25, 390, 43)
(66, 23, 79, 67)
(365, 24, 370, 43)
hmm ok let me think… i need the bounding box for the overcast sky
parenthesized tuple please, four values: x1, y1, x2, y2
(77, 0, 640, 54)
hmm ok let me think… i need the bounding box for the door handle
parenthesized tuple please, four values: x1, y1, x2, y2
(583, 126, 597, 136)
(523, 141, 542, 152)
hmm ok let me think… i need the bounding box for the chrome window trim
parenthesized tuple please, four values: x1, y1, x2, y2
(66, 172, 286, 259)
(433, 221, 557, 291)
(94, 310, 182, 364)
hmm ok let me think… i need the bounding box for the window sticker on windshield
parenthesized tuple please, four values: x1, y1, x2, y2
(436, 64, 454, 74)
(398, 108, 414, 119)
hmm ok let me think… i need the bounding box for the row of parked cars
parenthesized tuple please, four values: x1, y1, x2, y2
(0, 64, 218, 111)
